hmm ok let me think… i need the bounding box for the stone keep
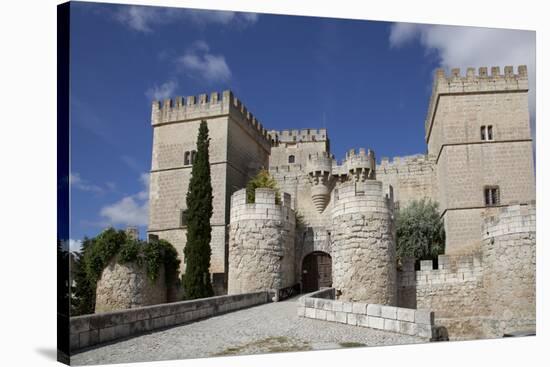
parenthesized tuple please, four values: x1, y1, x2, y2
(228, 188, 296, 294)
(148, 91, 270, 293)
(425, 66, 535, 254)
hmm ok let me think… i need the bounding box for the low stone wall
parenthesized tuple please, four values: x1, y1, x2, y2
(70, 291, 270, 352)
(297, 288, 434, 339)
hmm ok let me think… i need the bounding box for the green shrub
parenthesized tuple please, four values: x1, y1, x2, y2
(246, 169, 280, 204)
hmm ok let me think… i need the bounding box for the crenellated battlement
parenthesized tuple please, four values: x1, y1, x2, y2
(151, 90, 270, 143)
(399, 254, 483, 288)
(306, 151, 335, 174)
(333, 147, 376, 180)
(268, 128, 328, 145)
(229, 188, 295, 224)
(425, 65, 529, 140)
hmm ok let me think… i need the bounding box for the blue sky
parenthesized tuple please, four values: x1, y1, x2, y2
(69, 1, 535, 251)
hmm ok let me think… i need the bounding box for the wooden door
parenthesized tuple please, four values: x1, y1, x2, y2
(302, 252, 332, 293)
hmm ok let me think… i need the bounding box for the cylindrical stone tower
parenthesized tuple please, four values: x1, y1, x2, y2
(331, 179, 396, 304)
(228, 188, 296, 294)
(481, 204, 536, 336)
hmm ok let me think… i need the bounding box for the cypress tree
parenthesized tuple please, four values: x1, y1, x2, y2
(182, 121, 214, 299)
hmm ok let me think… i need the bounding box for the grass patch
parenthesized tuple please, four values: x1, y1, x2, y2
(213, 336, 312, 356)
(339, 342, 366, 348)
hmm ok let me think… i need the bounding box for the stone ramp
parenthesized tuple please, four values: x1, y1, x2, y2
(72, 297, 424, 365)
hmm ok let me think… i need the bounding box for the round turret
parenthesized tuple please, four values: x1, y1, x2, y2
(306, 152, 334, 213)
(343, 148, 376, 182)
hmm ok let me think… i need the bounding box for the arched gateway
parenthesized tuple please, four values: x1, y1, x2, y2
(301, 251, 332, 293)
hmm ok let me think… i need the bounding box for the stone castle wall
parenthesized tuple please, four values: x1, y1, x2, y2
(376, 154, 437, 210)
(95, 257, 167, 313)
(399, 254, 487, 340)
(331, 180, 396, 304)
(227, 188, 296, 294)
(397, 203, 536, 339)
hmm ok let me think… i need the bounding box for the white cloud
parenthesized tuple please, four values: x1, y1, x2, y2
(145, 80, 178, 101)
(69, 239, 83, 253)
(178, 41, 231, 83)
(388, 23, 536, 133)
(115, 6, 258, 33)
(99, 173, 149, 227)
(70, 172, 104, 194)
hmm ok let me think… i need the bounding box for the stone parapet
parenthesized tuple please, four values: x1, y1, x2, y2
(70, 291, 270, 352)
(268, 128, 328, 144)
(152, 90, 270, 146)
(297, 288, 435, 339)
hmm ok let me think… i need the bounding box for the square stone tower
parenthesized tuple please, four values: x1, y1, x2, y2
(148, 91, 270, 292)
(425, 66, 535, 254)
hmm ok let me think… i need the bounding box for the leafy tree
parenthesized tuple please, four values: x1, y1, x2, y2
(182, 121, 214, 299)
(396, 199, 445, 261)
(246, 168, 280, 203)
(71, 237, 97, 316)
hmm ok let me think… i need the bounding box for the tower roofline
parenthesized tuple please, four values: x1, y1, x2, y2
(424, 65, 528, 143)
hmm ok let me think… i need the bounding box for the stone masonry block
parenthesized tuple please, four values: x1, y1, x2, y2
(316, 309, 327, 320)
(397, 308, 415, 322)
(381, 306, 397, 319)
(352, 302, 367, 314)
(99, 326, 116, 344)
(297, 306, 305, 317)
(357, 314, 369, 327)
(305, 307, 316, 319)
(399, 321, 418, 336)
(418, 324, 433, 339)
(347, 313, 358, 326)
(415, 310, 434, 325)
(332, 301, 343, 312)
(367, 316, 384, 330)
(343, 302, 353, 313)
(366, 304, 381, 317)
(323, 301, 333, 311)
(326, 310, 336, 322)
(384, 319, 399, 333)
(335, 311, 347, 323)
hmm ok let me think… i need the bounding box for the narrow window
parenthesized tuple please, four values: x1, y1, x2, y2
(487, 125, 493, 141)
(184, 151, 190, 165)
(480, 126, 486, 141)
(191, 150, 197, 164)
(484, 186, 500, 206)
(288, 155, 295, 164)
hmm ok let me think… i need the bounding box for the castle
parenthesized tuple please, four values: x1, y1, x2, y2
(147, 65, 535, 338)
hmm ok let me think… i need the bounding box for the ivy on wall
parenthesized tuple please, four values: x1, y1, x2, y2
(71, 228, 180, 316)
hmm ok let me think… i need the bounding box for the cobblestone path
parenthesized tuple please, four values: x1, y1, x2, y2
(72, 297, 426, 365)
